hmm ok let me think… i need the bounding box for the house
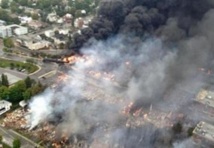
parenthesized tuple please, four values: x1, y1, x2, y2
(14, 27, 28, 35)
(74, 17, 84, 28)
(59, 29, 69, 35)
(16, 34, 42, 48)
(57, 18, 64, 24)
(63, 13, 73, 24)
(28, 20, 43, 30)
(26, 41, 51, 50)
(17, 35, 50, 50)
(24, 7, 40, 15)
(19, 100, 27, 108)
(44, 30, 55, 38)
(18, 16, 32, 24)
(193, 121, 214, 147)
(195, 89, 214, 109)
(74, 16, 92, 29)
(81, 10, 86, 15)
(0, 100, 12, 115)
(47, 11, 59, 23)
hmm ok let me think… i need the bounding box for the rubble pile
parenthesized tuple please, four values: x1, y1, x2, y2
(1, 109, 27, 129)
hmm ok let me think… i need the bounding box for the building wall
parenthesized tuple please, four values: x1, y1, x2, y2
(14, 27, 28, 35)
(0, 27, 12, 38)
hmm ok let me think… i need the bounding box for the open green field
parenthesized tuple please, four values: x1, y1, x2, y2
(0, 58, 39, 74)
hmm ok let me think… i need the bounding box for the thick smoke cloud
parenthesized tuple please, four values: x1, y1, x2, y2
(70, 0, 214, 51)
(28, 0, 214, 147)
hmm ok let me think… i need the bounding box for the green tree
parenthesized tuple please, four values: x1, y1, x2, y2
(3, 38, 14, 48)
(23, 88, 32, 101)
(18, 0, 28, 6)
(13, 138, 21, 148)
(31, 13, 39, 20)
(75, 10, 83, 18)
(0, 9, 10, 21)
(24, 76, 32, 88)
(9, 81, 26, 102)
(1, 0, 9, 9)
(16, 64, 20, 70)
(10, 2, 23, 14)
(59, 43, 65, 49)
(0, 86, 9, 99)
(31, 84, 43, 96)
(3, 47, 9, 52)
(10, 63, 15, 70)
(1, 74, 9, 87)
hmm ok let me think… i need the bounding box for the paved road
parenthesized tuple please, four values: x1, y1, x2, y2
(0, 53, 59, 84)
(0, 67, 27, 79)
(0, 126, 41, 148)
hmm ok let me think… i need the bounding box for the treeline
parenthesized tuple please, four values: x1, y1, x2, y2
(0, 75, 45, 103)
(0, 8, 20, 24)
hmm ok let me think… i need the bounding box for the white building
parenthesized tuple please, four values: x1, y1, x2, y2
(44, 30, 55, 37)
(18, 16, 32, 24)
(47, 11, 59, 23)
(7, 24, 28, 36)
(19, 100, 27, 108)
(0, 100, 12, 115)
(26, 41, 51, 50)
(59, 29, 69, 35)
(81, 10, 86, 15)
(14, 26, 28, 36)
(0, 26, 12, 38)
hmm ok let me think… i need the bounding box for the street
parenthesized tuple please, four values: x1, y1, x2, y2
(0, 51, 59, 85)
(0, 126, 41, 148)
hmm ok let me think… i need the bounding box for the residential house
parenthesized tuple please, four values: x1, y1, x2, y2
(0, 100, 12, 115)
(47, 11, 59, 23)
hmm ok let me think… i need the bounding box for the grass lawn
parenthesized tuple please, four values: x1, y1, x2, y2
(0, 58, 39, 74)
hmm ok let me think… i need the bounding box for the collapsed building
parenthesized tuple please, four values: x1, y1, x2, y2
(193, 121, 214, 147)
(2, 0, 214, 147)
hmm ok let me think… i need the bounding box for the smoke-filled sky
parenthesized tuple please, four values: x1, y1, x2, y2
(28, 0, 214, 147)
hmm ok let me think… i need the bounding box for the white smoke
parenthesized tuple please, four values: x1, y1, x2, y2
(27, 9, 214, 146)
(28, 89, 54, 130)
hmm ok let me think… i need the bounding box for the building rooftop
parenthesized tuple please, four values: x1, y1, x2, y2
(0, 100, 12, 106)
(193, 121, 214, 142)
(2, 72, 22, 86)
(195, 89, 214, 108)
(19, 100, 27, 108)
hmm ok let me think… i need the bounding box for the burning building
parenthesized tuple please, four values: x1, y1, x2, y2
(19, 0, 214, 147)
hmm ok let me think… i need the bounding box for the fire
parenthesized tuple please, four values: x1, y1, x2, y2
(63, 56, 77, 63)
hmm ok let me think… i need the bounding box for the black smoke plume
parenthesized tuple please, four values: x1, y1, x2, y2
(70, 0, 213, 51)
(28, 0, 214, 147)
